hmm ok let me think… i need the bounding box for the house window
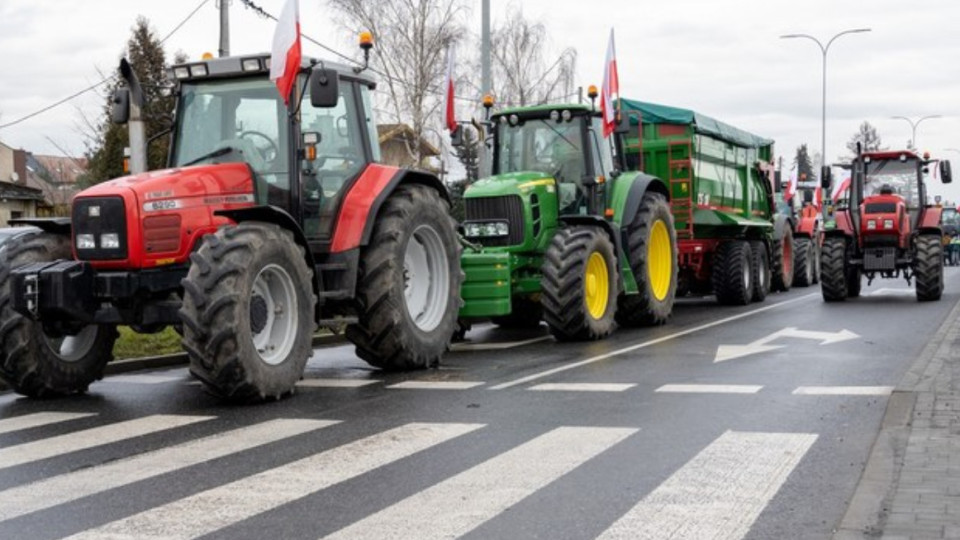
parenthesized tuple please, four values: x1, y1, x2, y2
(10, 211, 23, 220)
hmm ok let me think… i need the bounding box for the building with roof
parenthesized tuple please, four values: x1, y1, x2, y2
(377, 124, 441, 173)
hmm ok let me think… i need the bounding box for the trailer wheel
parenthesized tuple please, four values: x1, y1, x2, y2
(771, 226, 794, 292)
(616, 193, 677, 327)
(712, 240, 753, 305)
(0, 232, 117, 398)
(793, 237, 814, 287)
(820, 237, 848, 302)
(346, 184, 462, 371)
(750, 241, 771, 303)
(542, 227, 618, 341)
(180, 222, 315, 401)
(491, 297, 543, 329)
(915, 234, 943, 302)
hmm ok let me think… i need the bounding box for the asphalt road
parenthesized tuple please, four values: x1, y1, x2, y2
(1, 268, 959, 540)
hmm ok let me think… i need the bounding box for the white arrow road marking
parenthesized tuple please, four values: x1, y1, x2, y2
(714, 327, 860, 363)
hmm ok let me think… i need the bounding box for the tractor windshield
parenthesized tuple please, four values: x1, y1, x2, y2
(943, 208, 959, 226)
(172, 78, 290, 198)
(864, 158, 921, 209)
(495, 118, 585, 182)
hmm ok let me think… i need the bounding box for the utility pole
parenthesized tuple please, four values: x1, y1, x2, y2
(481, 0, 491, 100)
(219, 0, 230, 58)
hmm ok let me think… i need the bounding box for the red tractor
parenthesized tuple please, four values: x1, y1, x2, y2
(0, 46, 462, 401)
(821, 147, 952, 301)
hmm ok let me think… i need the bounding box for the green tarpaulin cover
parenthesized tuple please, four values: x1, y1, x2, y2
(618, 98, 773, 150)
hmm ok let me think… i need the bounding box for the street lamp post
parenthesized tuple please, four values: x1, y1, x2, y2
(891, 115, 941, 151)
(781, 28, 871, 185)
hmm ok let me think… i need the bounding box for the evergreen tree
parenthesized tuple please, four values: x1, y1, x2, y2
(453, 125, 481, 184)
(844, 121, 884, 159)
(793, 144, 816, 183)
(81, 17, 178, 186)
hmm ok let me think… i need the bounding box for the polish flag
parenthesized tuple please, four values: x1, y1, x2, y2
(814, 186, 823, 209)
(601, 28, 619, 138)
(784, 172, 797, 202)
(443, 45, 457, 132)
(832, 173, 852, 202)
(270, 0, 301, 106)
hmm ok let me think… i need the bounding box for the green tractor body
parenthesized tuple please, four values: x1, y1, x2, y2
(459, 104, 677, 340)
(618, 99, 781, 304)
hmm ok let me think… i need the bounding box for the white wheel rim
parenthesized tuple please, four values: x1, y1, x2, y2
(251, 263, 298, 366)
(404, 223, 450, 332)
(42, 326, 99, 363)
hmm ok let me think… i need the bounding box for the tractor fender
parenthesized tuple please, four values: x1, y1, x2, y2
(8, 217, 71, 236)
(214, 205, 319, 292)
(330, 165, 450, 254)
(794, 214, 819, 238)
(558, 215, 623, 262)
(773, 214, 792, 240)
(919, 206, 942, 230)
(618, 173, 670, 229)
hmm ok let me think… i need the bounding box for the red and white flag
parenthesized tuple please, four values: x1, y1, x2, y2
(784, 171, 797, 202)
(601, 28, 619, 138)
(814, 186, 823, 209)
(270, 0, 302, 106)
(443, 45, 457, 132)
(831, 172, 851, 202)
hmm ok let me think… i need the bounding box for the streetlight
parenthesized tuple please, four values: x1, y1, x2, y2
(891, 115, 941, 150)
(781, 28, 871, 184)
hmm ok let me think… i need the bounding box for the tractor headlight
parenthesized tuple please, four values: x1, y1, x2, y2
(867, 220, 877, 230)
(464, 221, 509, 238)
(100, 233, 120, 249)
(883, 219, 894, 229)
(76, 234, 96, 250)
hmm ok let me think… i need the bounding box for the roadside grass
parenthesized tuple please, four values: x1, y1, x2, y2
(113, 326, 182, 359)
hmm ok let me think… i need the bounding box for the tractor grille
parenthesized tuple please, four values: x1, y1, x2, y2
(72, 197, 128, 260)
(865, 202, 897, 214)
(465, 195, 525, 247)
(863, 247, 897, 271)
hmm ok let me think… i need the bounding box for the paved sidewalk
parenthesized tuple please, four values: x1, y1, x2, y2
(836, 299, 960, 539)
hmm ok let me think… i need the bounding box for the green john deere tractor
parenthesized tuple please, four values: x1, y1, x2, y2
(458, 104, 677, 341)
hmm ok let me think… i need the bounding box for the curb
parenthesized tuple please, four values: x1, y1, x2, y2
(833, 295, 960, 539)
(0, 334, 347, 394)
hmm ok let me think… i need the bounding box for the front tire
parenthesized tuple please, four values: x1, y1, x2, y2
(793, 237, 814, 287)
(541, 227, 618, 341)
(820, 237, 848, 302)
(712, 240, 753, 305)
(346, 184, 462, 371)
(915, 234, 943, 301)
(616, 193, 677, 327)
(180, 222, 315, 401)
(750, 241, 771, 303)
(0, 232, 117, 398)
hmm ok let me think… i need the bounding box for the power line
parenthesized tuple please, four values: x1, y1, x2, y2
(0, 0, 211, 131)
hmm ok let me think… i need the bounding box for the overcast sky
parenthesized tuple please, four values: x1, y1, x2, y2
(1, 0, 959, 200)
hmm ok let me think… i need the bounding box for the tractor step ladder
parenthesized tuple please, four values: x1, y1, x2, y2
(668, 139, 695, 240)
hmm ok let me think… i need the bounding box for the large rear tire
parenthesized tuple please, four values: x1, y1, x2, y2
(915, 234, 943, 302)
(712, 240, 752, 306)
(0, 232, 117, 398)
(820, 237, 848, 302)
(616, 193, 677, 327)
(541, 227, 618, 341)
(793, 237, 814, 287)
(771, 226, 794, 292)
(180, 222, 315, 401)
(750, 240, 771, 303)
(346, 184, 462, 371)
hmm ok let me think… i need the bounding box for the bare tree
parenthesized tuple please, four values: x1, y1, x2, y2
(327, 0, 467, 167)
(483, 5, 577, 107)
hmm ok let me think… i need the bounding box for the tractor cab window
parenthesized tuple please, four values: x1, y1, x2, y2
(496, 116, 587, 212)
(864, 158, 921, 210)
(942, 208, 959, 226)
(299, 81, 368, 238)
(589, 116, 614, 178)
(173, 78, 290, 208)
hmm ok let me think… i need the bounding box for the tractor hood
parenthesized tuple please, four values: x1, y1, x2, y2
(78, 163, 256, 207)
(464, 171, 557, 199)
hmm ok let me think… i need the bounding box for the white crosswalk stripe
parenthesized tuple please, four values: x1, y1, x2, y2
(66, 422, 484, 540)
(793, 386, 894, 396)
(324, 426, 638, 540)
(656, 384, 764, 394)
(0, 418, 335, 521)
(0, 414, 213, 471)
(0, 412, 96, 435)
(596, 430, 817, 540)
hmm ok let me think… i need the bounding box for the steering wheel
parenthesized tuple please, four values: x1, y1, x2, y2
(239, 130, 279, 163)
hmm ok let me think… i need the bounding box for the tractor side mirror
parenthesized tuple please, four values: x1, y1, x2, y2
(774, 170, 783, 193)
(820, 165, 832, 189)
(309, 67, 340, 108)
(940, 160, 953, 184)
(111, 88, 130, 125)
(614, 114, 631, 135)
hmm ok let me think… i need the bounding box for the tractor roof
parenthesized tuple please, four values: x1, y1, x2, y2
(617, 97, 773, 150)
(168, 54, 377, 87)
(862, 150, 921, 161)
(493, 103, 595, 119)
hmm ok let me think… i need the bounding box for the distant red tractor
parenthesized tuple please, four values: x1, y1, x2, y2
(0, 47, 462, 401)
(821, 148, 952, 301)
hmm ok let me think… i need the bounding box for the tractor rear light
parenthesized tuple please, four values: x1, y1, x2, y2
(76, 234, 95, 250)
(867, 220, 877, 230)
(173, 66, 190, 79)
(100, 233, 120, 249)
(143, 215, 182, 253)
(189, 64, 208, 77)
(883, 219, 894, 229)
(241, 58, 262, 72)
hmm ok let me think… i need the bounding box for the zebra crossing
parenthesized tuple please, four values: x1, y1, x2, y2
(0, 410, 820, 539)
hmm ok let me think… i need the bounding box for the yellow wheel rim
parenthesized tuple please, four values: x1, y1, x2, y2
(585, 252, 610, 320)
(647, 220, 673, 302)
